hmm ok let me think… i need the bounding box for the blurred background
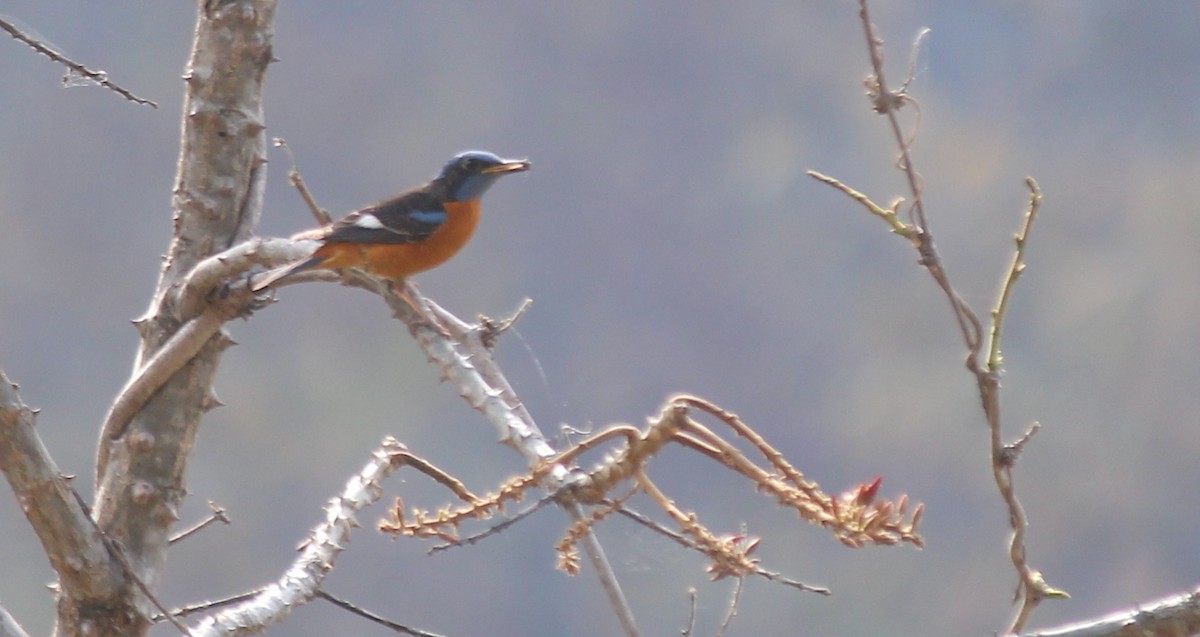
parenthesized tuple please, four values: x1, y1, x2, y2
(2, 2, 1199, 635)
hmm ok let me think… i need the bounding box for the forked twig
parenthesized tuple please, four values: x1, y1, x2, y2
(811, 3, 1062, 633)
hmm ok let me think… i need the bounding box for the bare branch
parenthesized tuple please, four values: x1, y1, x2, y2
(807, 171, 915, 238)
(316, 591, 446, 637)
(0, 16, 157, 107)
(714, 576, 744, 637)
(155, 591, 260, 621)
(1022, 586, 1200, 637)
(273, 137, 332, 225)
(987, 178, 1044, 372)
(169, 501, 231, 545)
(427, 492, 558, 552)
(174, 236, 316, 320)
(477, 297, 534, 349)
(0, 369, 124, 603)
(2, 370, 186, 633)
(380, 280, 563, 467)
(615, 507, 830, 595)
(88, 3, 279, 634)
(681, 588, 697, 637)
(818, 4, 1060, 633)
(857, 0, 983, 354)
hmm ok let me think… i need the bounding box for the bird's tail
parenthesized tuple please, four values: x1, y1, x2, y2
(250, 256, 323, 292)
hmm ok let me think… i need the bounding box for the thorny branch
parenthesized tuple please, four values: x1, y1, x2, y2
(188, 437, 411, 636)
(381, 394, 920, 590)
(615, 507, 828, 594)
(0, 16, 157, 108)
(94, 237, 317, 484)
(260, 261, 638, 636)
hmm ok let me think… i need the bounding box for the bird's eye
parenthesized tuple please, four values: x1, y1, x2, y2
(461, 157, 479, 171)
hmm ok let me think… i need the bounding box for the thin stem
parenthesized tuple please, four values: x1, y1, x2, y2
(0, 16, 157, 107)
(988, 178, 1043, 371)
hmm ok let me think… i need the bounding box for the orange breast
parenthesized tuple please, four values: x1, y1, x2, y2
(311, 199, 482, 282)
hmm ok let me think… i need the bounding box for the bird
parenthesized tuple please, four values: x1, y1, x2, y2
(252, 150, 530, 292)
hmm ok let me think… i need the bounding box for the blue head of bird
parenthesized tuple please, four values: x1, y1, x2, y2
(437, 150, 531, 201)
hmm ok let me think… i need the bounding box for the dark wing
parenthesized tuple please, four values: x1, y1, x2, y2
(323, 190, 446, 245)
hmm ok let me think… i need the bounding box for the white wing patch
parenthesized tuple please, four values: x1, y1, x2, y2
(351, 214, 386, 229)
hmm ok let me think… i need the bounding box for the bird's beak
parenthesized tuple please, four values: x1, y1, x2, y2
(482, 159, 532, 174)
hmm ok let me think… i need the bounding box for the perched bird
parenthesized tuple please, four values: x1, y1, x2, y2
(252, 150, 530, 291)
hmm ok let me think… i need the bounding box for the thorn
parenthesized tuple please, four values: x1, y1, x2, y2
(132, 317, 154, 337)
(212, 332, 238, 351)
(203, 392, 226, 412)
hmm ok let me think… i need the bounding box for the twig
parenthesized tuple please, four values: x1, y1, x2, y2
(478, 297, 533, 349)
(0, 16, 157, 108)
(154, 590, 260, 621)
(982, 185, 1060, 634)
(681, 588, 697, 637)
(899, 28, 931, 96)
(316, 590, 446, 637)
(841, 3, 1060, 633)
(988, 178, 1043, 372)
(396, 451, 484, 505)
(615, 506, 831, 595)
(1005, 421, 1041, 461)
(714, 577, 744, 637)
(169, 501, 230, 545)
(807, 171, 915, 238)
(273, 138, 331, 225)
(858, 0, 925, 231)
(429, 492, 558, 553)
(858, 0, 983, 355)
